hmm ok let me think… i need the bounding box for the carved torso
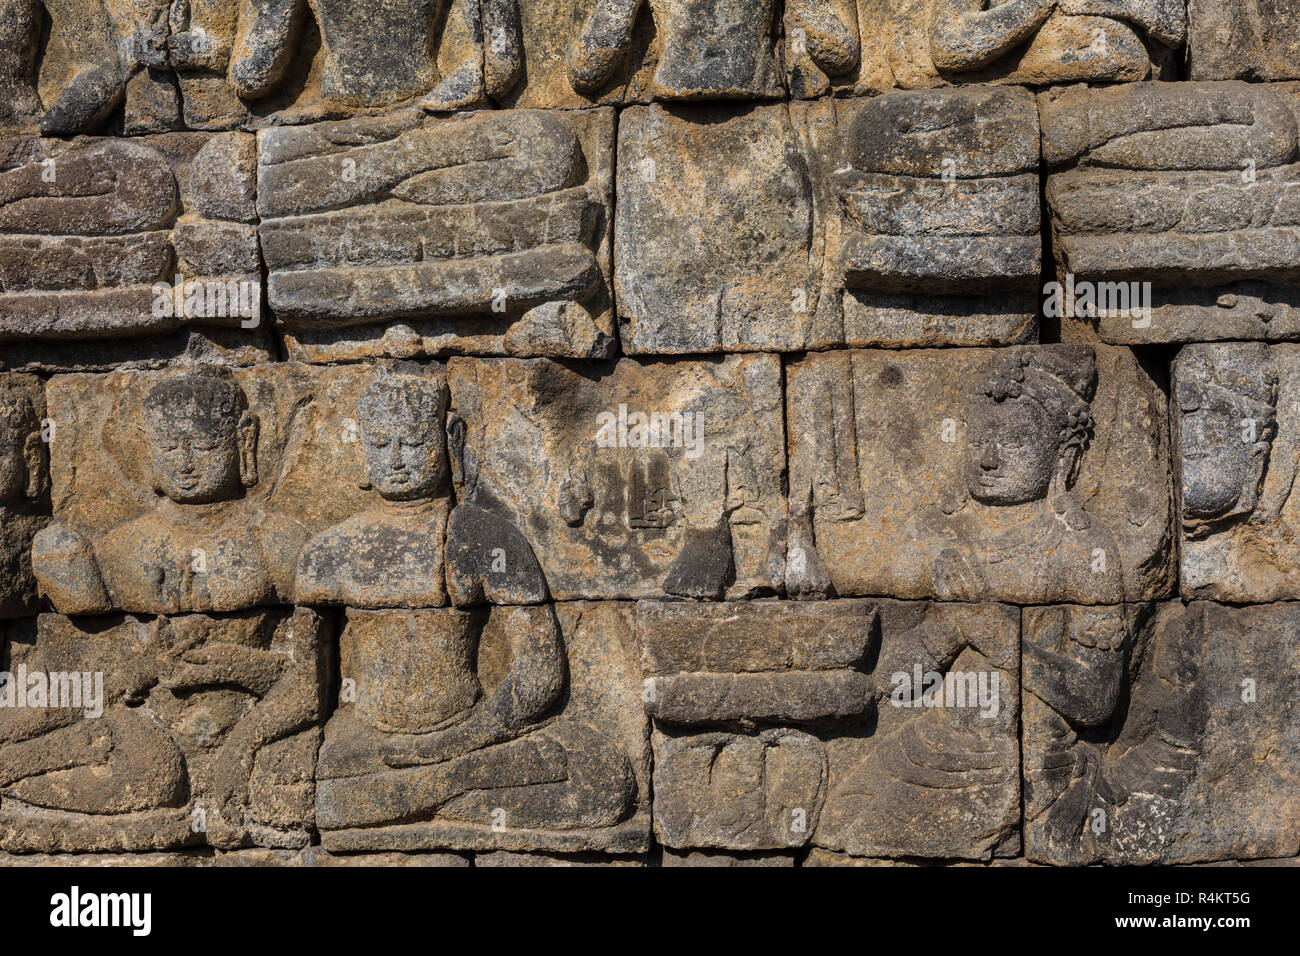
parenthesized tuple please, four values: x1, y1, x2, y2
(96, 500, 308, 614)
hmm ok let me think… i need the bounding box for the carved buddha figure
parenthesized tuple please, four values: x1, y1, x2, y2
(0, 373, 48, 617)
(568, 0, 858, 98)
(928, 0, 1185, 83)
(0, 610, 324, 851)
(1175, 343, 1278, 538)
(170, 0, 519, 113)
(33, 369, 308, 615)
(922, 347, 1122, 602)
(300, 367, 635, 838)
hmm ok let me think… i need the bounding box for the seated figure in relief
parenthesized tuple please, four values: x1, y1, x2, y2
(910, 347, 1123, 603)
(298, 366, 635, 836)
(33, 368, 308, 616)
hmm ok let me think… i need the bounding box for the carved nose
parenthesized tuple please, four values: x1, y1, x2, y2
(390, 440, 404, 468)
(980, 446, 1000, 470)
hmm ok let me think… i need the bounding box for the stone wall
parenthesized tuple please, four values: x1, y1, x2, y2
(1, 0, 1298, 868)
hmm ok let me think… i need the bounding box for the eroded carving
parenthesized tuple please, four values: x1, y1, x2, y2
(787, 345, 1173, 604)
(0, 132, 267, 371)
(1023, 602, 1300, 864)
(1041, 81, 1300, 345)
(1173, 342, 1300, 602)
(446, 353, 787, 601)
(257, 108, 615, 363)
(0, 609, 327, 852)
(0, 371, 48, 618)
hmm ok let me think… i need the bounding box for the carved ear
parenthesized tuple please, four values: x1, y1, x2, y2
(237, 411, 259, 488)
(446, 411, 467, 490)
(23, 430, 47, 500)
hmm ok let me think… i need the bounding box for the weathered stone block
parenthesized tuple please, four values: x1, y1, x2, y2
(31, 365, 383, 616)
(1173, 342, 1300, 602)
(169, 0, 516, 130)
(833, 87, 1041, 347)
(446, 353, 787, 601)
(786, 344, 1173, 604)
(0, 372, 47, 618)
(637, 599, 877, 725)
(316, 601, 651, 855)
(1042, 81, 1300, 345)
(815, 600, 1020, 861)
(652, 725, 827, 851)
(1023, 602, 1300, 864)
(0, 608, 328, 853)
(1187, 0, 1300, 81)
(475, 850, 645, 866)
(616, 91, 1039, 355)
(0, 132, 269, 371)
(0, 0, 179, 136)
(862, 0, 1184, 89)
(639, 598, 1017, 859)
(660, 848, 794, 866)
(257, 108, 616, 363)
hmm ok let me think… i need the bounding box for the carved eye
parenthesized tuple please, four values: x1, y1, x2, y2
(403, 437, 425, 448)
(371, 438, 390, 448)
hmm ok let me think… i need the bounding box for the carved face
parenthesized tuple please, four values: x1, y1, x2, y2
(1179, 400, 1263, 520)
(966, 398, 1060, 505)
(358, 381, 448, 501)
(147, 415, 242, 504)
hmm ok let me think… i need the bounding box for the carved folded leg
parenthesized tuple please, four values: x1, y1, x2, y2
(1060, 0, 1186, 47)
(929, 0, 1057, 73)
(0, 0, 41, 122)
(38, 0, 126, 134)
(259, 111, 582, 216)
(1, 711, 188, 815)
(821, 705, 1019, 855)
(318, 721, 634, 831)
(568, 0, 643, 94)
(228, 0, 307, 100)
(437, 721, 636, 830)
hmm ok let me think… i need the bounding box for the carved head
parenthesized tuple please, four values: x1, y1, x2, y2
(142, 370, 258, 504)
(357, 368, 451, 502)
(1176, 344, 1277, 529)
(0, 377, 47, 504)
(966, 347, 1097, 506)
